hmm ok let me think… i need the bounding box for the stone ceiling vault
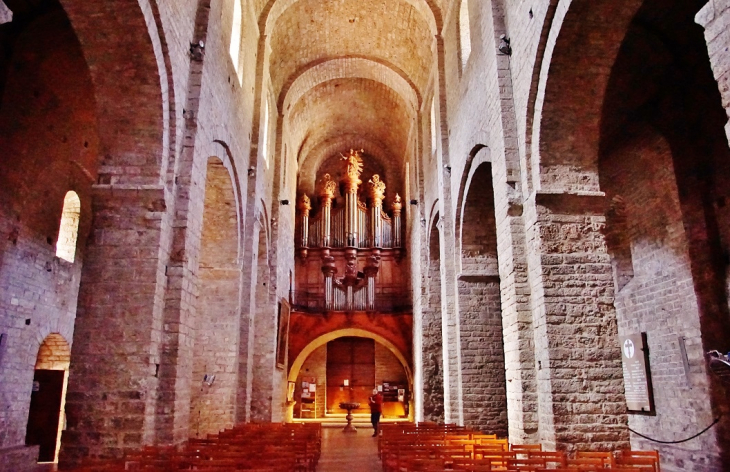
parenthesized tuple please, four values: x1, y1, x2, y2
(286, 78, 413, 185)
(264, 0, 437, 193)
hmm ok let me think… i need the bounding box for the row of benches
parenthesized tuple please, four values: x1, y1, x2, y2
(377, 423, 660, 472)
(64, 423, 322, 471)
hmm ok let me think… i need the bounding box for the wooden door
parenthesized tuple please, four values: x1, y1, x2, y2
(25, 369, 64, 462)
(326, 337, 375, 413)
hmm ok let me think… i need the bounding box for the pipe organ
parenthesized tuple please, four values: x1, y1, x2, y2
(294, 149, 406, 313)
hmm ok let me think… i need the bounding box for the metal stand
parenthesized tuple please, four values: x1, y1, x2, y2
(339, 402, 360, 433)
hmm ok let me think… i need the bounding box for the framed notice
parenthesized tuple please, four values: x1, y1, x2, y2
(619, 332, 655, 413)
(276, 299, 291, 370)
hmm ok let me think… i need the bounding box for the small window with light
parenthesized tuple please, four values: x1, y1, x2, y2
(56, 191, 80, 262)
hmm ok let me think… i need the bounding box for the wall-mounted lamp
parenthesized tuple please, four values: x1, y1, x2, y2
(203, 374, 216, 386)
(498, 35, 512, 55)
(280, 200, 289, 205)
(189, 40, 205, 61)
(708, 350, 730, 386)
(343, 379, 349, 387)
(444, 165, 451, 173)
(410, 199, 418, 205)
(248, 167, 255, 177)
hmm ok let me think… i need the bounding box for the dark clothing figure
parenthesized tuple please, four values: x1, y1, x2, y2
(368, 390, 383, 437)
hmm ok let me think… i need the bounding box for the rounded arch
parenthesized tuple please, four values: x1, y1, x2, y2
(427, 199, 440, 239)
(200, 157, 240, 265)
(58, 0, 170, 180)
(454, 145, 489, 262)
(297, 134, 404, 198)
(35, 333, 71, 370)
(458, 162, 498, 276)
(281, 57, 420, 113)
(288, 329, 413, 385)
(532, 0, 644, 193)
(213, 139, 246, 255)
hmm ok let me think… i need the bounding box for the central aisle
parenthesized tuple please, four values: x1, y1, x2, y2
(316, 426, 383, 471)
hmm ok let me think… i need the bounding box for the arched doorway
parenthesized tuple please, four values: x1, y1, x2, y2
(288, 329, 412, 421)
(25, 334, 70, 463)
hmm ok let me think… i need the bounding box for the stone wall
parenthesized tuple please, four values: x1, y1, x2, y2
(697, 0, 730, 145)
(190, 159, 241, 438)
(0, 445, 40, 472)
(1, 0, 730, 469)
(294, 345, 327, 419)
(0, 3, 95, 466)
(375, 342, 408, 388)
(601, 128, 723, 470)
(457, 277, 506, 435)
(422, 221, 445, 422)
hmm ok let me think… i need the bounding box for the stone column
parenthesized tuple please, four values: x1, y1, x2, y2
(523, 192, 629, 452)
(296, 194, 311, 259)
(696, 3, 730, 146)
(60, 185, 171, 464)
(392, 194, 402, 248)
(250, 222, 276, 422)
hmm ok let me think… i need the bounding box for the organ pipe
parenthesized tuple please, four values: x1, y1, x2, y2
(296, 150, 403, 250)
(392, 193, 402, 248)
(341, 150, 363, 247)
(368, 174, 386, 248)
(318, 173, 336, 247)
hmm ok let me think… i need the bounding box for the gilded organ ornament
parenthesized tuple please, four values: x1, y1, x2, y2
(392, 193, 402, 212)
(297, 194, 311, 214)
(368, 174, 386, 208)
(341, 149, 364, 193)
(318, 173, 337, 200)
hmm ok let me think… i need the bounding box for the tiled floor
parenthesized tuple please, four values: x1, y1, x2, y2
(316, 426, 383, 472)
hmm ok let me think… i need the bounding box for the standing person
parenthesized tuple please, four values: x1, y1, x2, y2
(368, 388, 383, 437)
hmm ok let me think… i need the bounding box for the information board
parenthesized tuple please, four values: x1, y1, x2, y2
(619, 332, 654, 413)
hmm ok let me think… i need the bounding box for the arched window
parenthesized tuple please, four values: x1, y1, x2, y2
(56, 191, 80, 263)
(229, 0, 243, 84)
(430, 98, 438, 154)
(262, 98, 270, 168)
(459, 0, 472, 69)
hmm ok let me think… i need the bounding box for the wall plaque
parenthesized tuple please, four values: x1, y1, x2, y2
(619, 332, 654, 413)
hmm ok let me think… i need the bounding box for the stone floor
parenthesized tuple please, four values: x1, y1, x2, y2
(316, 425, 383, 472)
